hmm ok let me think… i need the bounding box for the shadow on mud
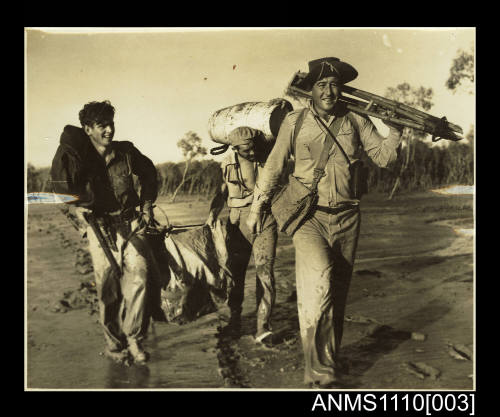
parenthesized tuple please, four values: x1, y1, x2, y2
(260, 295, 300, 345)
(343, 299, 452, 387)
(343, 325, 412, 381)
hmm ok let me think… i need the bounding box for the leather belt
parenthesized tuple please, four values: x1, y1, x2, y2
(315, 205, 356, 215)
(94, 208, 137, 223)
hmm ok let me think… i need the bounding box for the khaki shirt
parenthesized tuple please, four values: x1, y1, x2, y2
(252, 102, 402, 209)
(221, 151, 258, 208)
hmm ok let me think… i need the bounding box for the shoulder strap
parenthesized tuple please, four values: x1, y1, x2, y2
(233, 151, 255, 194)
(310, 116, 344, 191)
(346, 111, 356, 127)
(316, 116, 344, 169)
(314, 114, 351, 167)
(292, 108, 308, 157)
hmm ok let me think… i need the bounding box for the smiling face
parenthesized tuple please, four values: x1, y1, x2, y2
(311, 76, 342, 117)
(84, 119, 115, 148)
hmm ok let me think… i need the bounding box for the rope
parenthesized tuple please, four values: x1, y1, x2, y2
(210, 144, 229, 155)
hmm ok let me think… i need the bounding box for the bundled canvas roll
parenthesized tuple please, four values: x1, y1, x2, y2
(208, 100, 293, 145)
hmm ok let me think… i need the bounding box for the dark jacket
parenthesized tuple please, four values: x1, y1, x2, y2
(50, 125, 158, 214)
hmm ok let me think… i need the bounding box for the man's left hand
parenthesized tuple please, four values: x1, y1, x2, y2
(142, 209, 155, 227)
(247, 211, 263, 235)
(140, 201, 156, 227)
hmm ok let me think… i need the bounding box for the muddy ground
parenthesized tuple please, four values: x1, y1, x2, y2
(25, 191, 474, 390)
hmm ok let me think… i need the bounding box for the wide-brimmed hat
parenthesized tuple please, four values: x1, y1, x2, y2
(298, 57, 358, 91)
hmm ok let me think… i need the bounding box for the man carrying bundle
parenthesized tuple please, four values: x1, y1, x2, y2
(206, 110, 286, 344)
(247, 57, 404, 388)
(50, 100, 160, 365)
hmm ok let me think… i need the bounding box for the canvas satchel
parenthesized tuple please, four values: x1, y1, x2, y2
(271, 109, 343, 235)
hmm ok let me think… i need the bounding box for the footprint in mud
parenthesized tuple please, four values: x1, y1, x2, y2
(355, 269, 382, 278)
(74, 248, 94, 275)
(52, 281, 99, 314)
(446, 342, 472, 361)
(345, 314, 382, 325)
(401, 361, 441, 380)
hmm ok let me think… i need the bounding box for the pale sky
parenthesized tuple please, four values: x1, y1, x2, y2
(25, 27, 475, 168)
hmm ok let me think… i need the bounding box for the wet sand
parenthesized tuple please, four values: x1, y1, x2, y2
(25, 191, 473, 390)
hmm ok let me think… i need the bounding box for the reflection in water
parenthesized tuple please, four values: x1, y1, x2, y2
(105, 321, 162, 389)
(106, 361, 151, 389)
(454, 228, 474, 236)
(431, 185, 474, 195)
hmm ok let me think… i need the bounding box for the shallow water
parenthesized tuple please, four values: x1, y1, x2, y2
(26, 192, 474, 390)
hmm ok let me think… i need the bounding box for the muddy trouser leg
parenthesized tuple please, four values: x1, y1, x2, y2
(146, 234, 170, 321)
(120, 221, 158, 344)
(239, 209, 278, 336)
(226, 210, 252, 322)
(87, 225, 126, 352)
(292, 208, 360, 385)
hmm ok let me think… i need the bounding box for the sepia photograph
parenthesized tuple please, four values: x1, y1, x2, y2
(25, 27, 475, 391)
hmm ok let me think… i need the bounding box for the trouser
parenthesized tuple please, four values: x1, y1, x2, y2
(292, 206, 361, 385)
(226, 206, 278, 336)
(86, 215, 159, 351)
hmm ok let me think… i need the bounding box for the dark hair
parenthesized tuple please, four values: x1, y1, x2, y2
(79, 100, 115, 127)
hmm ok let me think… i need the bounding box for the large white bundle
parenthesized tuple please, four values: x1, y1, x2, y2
(208, 100, 293, 145)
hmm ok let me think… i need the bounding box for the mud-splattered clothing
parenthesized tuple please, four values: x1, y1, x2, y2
(293, 207, 360, 385)
(51, 125, 159, 351)
(221, 152, 277, 336)
(86, 216, 160, 350)
(252, 102, 401, 209)
(250, 102, 401, 385)
(226, 207, 277, 336)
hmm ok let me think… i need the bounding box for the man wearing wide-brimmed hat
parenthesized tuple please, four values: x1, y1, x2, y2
(247, 57, 404, 388)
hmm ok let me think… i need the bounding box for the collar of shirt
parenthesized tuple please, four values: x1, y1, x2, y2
(87, 139, 118, 167)
(105, 148, 117, 166)
(308, 100, 337, 125)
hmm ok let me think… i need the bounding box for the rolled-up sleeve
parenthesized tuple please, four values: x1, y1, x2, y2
(353, 114, 402, 168)
(251, 114, 294, 212)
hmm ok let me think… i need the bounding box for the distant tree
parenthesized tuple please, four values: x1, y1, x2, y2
(446, 48, 474, 95)
(384, 83, 434, 199)
(385, 83, 434, 112)
(170, 131, 207, 202)
(157, 162, 183, 195)
(27, 163, 41, 193)
(466, 125, 474, 158)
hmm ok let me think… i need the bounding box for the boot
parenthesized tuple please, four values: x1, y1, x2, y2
(128, 339, 148, 364)
(255, 330, 273, 346)
(104, 347, 129, 364)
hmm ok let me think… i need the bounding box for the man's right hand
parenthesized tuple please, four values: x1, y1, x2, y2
(246, 211, 263, 235)
(73, 207, 91, 238)
(206, 212, 217, 229)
